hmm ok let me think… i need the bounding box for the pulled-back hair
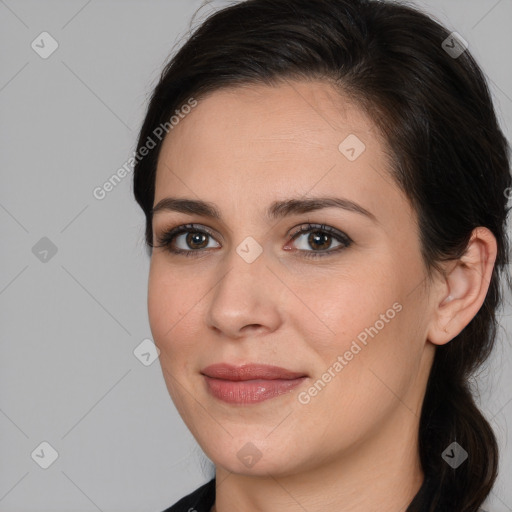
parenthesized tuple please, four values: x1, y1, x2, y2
(133, 1, 512, 510)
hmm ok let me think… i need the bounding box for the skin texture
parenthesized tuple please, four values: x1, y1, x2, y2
(147, 80, 497, 512)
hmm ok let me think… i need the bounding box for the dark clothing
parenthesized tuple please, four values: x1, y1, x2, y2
(161, 478, 215, 512)
(160, 476, 488, 512)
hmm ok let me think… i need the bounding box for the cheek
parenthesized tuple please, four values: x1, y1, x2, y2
(148, 267, 169, 340)
(147, 259, 207, 371)
(303, 268, 418, 404)
(147, 262, 185, 353)
(311, 282, 424, 418)
(302, 269, 401, 354)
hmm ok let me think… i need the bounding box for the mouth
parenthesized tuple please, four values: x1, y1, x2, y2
(200, 363, 308, 405)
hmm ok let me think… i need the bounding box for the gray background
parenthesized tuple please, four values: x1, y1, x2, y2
(0, 0, 511, 511)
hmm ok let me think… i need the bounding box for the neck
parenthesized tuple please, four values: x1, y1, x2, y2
(213, 406, 425, 512)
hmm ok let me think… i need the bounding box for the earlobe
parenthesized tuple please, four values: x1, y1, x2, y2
(426, 227, 497, 346)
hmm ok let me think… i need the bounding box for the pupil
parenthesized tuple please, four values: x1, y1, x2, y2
(310, 231, 330, 250)
(188, 232, 208, 249)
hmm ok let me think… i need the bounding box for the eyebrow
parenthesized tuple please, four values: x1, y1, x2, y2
(151, 196, 377, 223)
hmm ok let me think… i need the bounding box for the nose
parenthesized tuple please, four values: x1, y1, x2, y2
(205, 240, 284, 340)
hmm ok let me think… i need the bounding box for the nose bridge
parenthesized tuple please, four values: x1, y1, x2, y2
(213, 233, 269, 307)
(205, 235, 283, 336)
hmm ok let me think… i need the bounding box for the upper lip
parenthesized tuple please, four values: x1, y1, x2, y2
(201, 363, 307, 381)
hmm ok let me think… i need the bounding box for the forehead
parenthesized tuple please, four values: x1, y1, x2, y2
(153, 80, 407, 225)
(157, 79, 382, 168)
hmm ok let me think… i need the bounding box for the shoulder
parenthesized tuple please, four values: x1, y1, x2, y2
(159, 478, 216, 512)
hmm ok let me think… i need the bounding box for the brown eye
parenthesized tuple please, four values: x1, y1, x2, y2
(184, 231, 210, 250)
(286, 223, 352, 259)
(155, 224, 220, 257)
(155, 222, 352, 259)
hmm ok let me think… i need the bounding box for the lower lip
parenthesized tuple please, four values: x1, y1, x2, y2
(203, 376, 307, 404)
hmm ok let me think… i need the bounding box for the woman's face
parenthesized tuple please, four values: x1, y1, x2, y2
(148, 80, 436, 477)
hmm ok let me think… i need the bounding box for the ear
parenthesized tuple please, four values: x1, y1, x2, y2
(427, 227, 497, 346)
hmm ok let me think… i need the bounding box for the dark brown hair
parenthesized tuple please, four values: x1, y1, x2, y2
(132, 1, 512, 510)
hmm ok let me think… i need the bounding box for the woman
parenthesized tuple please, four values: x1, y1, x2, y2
(132, 0, 511, 510)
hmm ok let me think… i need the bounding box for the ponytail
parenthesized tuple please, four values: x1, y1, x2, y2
(409, 275, 504, 512)
(412, 356, 499, 511)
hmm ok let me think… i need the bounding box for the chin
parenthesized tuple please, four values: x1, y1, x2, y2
(200, 432, 306, 476)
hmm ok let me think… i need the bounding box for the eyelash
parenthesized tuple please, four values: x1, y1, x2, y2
(154, 223, 352, 259)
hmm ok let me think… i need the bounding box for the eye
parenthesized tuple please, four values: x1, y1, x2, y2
(285, 223, 352, 259)
(154, 223, 220, 257)
(154, 222, 352, 259)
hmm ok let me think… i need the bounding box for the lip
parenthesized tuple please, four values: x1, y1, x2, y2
(201, 364, 308, 404)
(201, 363, 307, 381)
